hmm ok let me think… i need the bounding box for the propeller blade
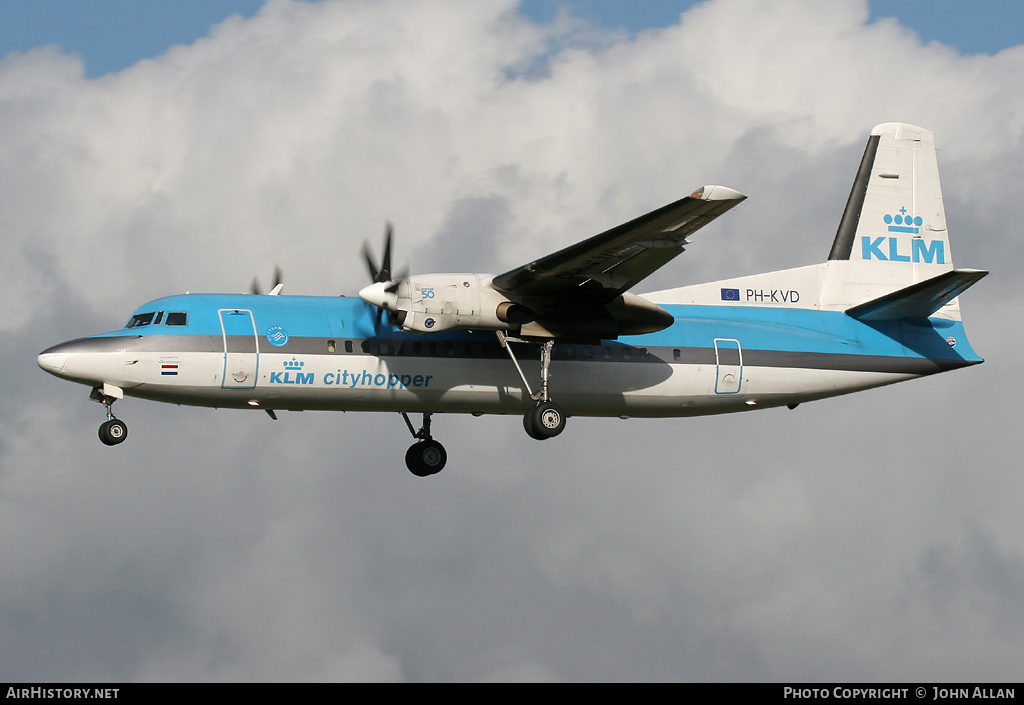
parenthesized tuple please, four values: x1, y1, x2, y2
(361, 241, 380, 283)
(381, 221, 393, 282)
(359, 220, 410, 337)
(268, 265, 283, 295)
(250, 266, 283, 295)
(362, 221, 397, 285)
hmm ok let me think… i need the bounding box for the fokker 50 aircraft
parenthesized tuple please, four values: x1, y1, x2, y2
(39, 123, 986, 476)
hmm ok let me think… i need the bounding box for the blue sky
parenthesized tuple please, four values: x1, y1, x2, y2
(1, 0, 1021, 78)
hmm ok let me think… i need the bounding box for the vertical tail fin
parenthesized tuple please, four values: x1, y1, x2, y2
(829, 122, 952, 269)
(822, 123, 960, 311)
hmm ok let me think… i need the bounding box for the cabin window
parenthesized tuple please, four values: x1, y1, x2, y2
(344, 340, 353, 353)
(327, 340, 336, 353)
(582, 347, 593, 360)
(603, 347, 612, 361)
(623, 348, 632, 361)
(125, 312, 155, 328)
(165, 312, 188, 326)
(673, 349, 682, 362)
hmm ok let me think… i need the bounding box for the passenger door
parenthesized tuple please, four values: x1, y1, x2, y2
(219, 309, 259, 390)
(714, 338, 742, 395)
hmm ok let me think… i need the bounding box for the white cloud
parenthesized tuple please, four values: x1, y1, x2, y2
(2, 0, 1022, 681)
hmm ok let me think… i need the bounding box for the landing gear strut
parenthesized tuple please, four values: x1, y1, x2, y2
(91, 387, 128, 446)
(401, 411, 447, 476)
(497, 332, 567, 441)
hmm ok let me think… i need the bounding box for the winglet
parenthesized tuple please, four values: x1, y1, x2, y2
(845, 269, 988, 321)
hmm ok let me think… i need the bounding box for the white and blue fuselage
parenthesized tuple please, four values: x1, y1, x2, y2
(38, 289, 981, 418)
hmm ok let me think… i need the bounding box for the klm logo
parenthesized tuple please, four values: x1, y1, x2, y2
(884, 207, 922, 234)
(270, 357, 314, 385)
(861, 236, 945, 264)
(864, 207, 945, 263)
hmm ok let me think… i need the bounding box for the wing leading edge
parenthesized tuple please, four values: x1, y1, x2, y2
(491, 185, 745, 305)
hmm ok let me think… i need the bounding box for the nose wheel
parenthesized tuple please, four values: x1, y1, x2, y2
(99, 418, 128, 446)
(91, 387, 128, 446)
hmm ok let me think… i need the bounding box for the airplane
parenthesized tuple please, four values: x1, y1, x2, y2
(38, 123, 986, 476)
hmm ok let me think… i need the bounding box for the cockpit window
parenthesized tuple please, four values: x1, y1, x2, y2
(165, 312, 188, 326)
(125, 312, 155, 328)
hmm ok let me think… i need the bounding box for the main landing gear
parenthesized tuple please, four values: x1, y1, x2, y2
(497, 332, 567, 441)
(90, 387, 128, 446)
(401, 411, 447, 477)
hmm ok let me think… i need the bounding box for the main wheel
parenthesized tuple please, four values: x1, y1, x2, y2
(98, 419, 128, 446)
(523, 406, 547, 440)
(525, 401, 566, 439)
(405, 439, 447, 477)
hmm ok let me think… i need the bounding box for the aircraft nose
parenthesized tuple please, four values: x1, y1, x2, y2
(37, 337, 126, 386)
(37, 349, 67, 375)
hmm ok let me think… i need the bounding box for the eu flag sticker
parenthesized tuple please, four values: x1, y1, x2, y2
(721, 288, 740, 301)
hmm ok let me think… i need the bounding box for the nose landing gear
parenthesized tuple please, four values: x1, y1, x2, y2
(99, 418, 128, 446)
(91, 386, 128, 446)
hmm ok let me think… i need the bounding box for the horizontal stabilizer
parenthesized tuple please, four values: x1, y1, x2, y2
(845, 269, 988, 321)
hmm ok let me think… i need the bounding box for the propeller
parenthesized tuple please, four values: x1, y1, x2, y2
(362, 221, 394, 285)
(250, 265, 283, 295)
(360, 222, 409, 331)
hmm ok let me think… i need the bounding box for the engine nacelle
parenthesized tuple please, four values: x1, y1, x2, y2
(385, 274, 516, 334)
(360, 274, 673, 339)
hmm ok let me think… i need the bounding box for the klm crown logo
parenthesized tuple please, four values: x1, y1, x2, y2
(884, 207, 923, 234)
(861, 206, 944, 264)
(271, 357, 312, 385)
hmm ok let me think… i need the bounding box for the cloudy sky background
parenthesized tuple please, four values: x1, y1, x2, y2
(2, 0, 1022, 682)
